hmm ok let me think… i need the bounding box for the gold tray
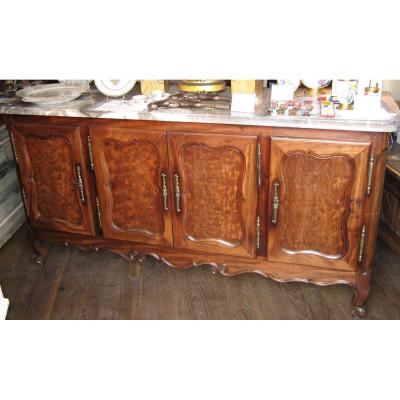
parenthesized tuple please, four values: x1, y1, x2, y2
(177, 80, 226, 93)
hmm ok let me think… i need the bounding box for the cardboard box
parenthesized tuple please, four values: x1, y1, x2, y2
(140, 80, 168, 95)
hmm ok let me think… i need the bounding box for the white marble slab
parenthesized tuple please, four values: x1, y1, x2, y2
(0, 87, 399, 133)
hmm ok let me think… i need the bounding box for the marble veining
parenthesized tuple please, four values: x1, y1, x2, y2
(0, 87, 399, 133)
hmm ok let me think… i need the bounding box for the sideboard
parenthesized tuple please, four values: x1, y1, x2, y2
(2, 111, 390, 318)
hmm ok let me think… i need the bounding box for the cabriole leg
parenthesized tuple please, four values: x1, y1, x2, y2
(27, 226, 49, 267)
(351, 272, 371, 318)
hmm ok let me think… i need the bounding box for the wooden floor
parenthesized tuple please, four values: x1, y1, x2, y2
(0, 225, 399, 319)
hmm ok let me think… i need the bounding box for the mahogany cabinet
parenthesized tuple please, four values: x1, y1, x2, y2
(4, 115, 389, 317)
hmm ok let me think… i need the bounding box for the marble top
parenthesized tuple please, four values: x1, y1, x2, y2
(0, 85, 399, 133)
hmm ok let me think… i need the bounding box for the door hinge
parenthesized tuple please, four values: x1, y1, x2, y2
(358, 225, 366, 263)
(21, 188, 29, 218)
(366, 155, 374, 195)
(96, 197, 102, 229)
(256, 215, 261, 250)
(257, 143, 262, 189)
(9, 131, 19, 164)
(87, 135, 94, 171)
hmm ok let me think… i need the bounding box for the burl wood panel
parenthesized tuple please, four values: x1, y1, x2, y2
(268, 137, 371, 271)
(89, 126, 173, 246)
(168, 132, 257, 258)
(11, 123, 95, 235)
(180, 143, 244, 243)
(280, 152, 352, 256)
(25, 135, 82, 223)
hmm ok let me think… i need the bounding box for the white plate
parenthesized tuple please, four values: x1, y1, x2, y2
(95, 80, 136, 97)
(16, 83, 88, 104)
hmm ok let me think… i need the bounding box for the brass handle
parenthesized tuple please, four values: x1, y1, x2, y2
(272, 182, 280, 224)
(87, 135, 95, 171)
(367, 155, 374, 195)
(75, 165, 86, 203)
(161, 172, 168, 210)
(174, 173, 181, 213)
(257, 143, 262, 188)
(256, 215, 260, 250)
(358, 225, 366, 263)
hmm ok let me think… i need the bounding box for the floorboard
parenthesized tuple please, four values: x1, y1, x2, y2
(0, 225, 399, 320)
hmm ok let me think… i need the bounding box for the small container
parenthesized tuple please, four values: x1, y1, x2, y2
(335, 79, 358, 110)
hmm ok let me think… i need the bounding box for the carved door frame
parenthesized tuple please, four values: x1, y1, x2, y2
(89, 126, 173, 246)
(267, 137, 372, 271)
(168, 132, 258, 258)
(12, 122, 96, 235)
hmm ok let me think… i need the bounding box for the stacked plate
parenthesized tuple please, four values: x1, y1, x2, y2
(17, 82, 91, 105)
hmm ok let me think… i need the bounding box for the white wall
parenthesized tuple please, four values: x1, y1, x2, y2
(383, 80, 400, 100)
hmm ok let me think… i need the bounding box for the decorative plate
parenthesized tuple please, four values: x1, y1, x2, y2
(16, 83, 88, 104)
(94, 80, 136, 97)
(301, 79, 331, 90)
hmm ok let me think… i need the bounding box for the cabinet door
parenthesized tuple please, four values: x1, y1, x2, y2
(168, 132, 258, 258)
(89, 126, 173, 246)
(12, 122, 96, 235)
(268, 137, 371, 271)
